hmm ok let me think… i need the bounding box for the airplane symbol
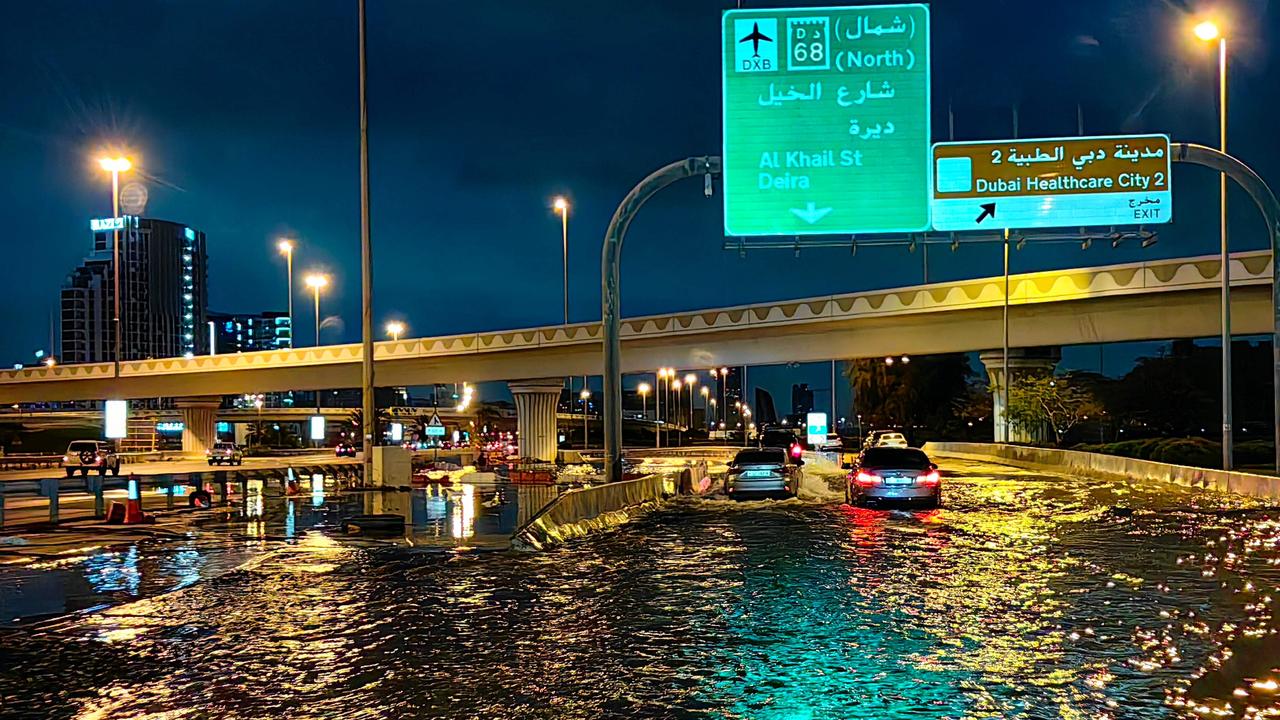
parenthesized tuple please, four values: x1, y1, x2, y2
(738, 22, 773, 57)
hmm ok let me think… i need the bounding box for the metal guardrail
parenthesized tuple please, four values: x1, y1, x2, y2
(0, 454, 62, 470)
(0, 461, 364, 529)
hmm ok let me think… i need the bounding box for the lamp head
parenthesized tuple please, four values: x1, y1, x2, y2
(97, 157, 132, 173)
(1193, 19, 1220, 41)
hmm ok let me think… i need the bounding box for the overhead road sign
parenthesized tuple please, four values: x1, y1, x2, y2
(722, 4, 931, 236)
(931, 135, 1172, 232)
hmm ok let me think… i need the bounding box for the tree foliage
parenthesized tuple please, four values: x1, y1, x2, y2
(1005, 372, 1102, 446)
(844, 353, 974, 439)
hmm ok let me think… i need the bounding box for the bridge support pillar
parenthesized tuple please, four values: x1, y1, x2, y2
(508, 379, 564, 462)
(978, 348, 1061, 444)
(176, 396, 221, 457)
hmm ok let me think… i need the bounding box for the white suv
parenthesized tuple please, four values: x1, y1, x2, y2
(62, 440, 122, 477)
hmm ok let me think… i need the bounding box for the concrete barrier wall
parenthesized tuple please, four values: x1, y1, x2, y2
(924, 441, 1280, 499)
(513, 474, 674, 550)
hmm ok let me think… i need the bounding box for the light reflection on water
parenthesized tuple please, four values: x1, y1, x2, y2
(2, 461, 1280, 718)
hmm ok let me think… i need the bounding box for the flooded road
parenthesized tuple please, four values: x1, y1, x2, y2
(3, 458, 1280, 719)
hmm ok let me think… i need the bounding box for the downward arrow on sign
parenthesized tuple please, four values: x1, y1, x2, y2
(790, 202, 834, 225)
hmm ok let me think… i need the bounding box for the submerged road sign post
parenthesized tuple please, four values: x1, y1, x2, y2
(931, 135, 1173, 231)
(722, 4, 931, 236)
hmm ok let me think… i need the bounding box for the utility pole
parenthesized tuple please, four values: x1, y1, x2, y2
(358, 0, 376, 482)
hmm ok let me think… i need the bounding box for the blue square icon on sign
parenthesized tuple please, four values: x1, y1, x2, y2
(935, 157, 972, 193)
(735, 18, 778, 73)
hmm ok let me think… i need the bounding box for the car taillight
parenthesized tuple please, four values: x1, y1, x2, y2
(790, 444, 802, 458)
(918, 470, 940, 485)
(855, 471, 880, 486)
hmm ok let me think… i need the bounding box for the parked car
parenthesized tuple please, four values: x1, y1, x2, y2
(847, 446, 941, 508)
(62, 440, 121, 477)
(335, 442, 358, 458)
(724, 446, 803, 499)
(207, 441, 244, 466)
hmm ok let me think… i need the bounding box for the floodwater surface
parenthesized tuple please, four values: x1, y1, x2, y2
(2, 459, 1278, 719)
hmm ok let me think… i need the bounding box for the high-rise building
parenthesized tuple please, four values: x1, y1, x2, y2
(61, 216, 208, 363)
(207, 311, 292, 353)
(791, 383, 815, 415)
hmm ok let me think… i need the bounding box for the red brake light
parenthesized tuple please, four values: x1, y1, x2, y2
(919, 470, 940, 485)
(790, 444, 802, 458)
(855, 471, 880, 486)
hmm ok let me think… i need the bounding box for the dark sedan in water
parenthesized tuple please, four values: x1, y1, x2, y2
(847, 446, 941, 508)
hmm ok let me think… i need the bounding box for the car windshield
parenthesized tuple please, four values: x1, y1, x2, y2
(68, 441, 98, 452)
(861, 447, 931, 470)
(734, 449, 786, 465)
(215, 443, 235, 450)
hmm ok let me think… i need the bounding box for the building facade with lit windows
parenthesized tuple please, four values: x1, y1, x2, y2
(207, 311, 291, 353)
(60, 216, 208, 363)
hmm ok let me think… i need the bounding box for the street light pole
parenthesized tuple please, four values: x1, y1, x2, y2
(111, 168, 121, 369)
(1217, 32, 1232, 470)
(278, 240, 294, 347)
(97, 157, 131, 374)
(1002, 227, 1011, 443)
(358, 0, 376, 479)
(554, 197, 569, 325)
(1220, 33, 1233, 470)
(305, 274, 327, 416)
(1193, 19, 1233, 469)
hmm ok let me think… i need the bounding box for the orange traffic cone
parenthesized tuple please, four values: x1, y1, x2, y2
(123, 475, 146, 524)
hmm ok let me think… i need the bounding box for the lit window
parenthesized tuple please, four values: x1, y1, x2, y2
(184, 228, 195, 241)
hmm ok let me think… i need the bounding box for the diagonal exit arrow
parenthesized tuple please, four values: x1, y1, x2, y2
(974, 202, 996, 224)
(790, 202, 834, 225)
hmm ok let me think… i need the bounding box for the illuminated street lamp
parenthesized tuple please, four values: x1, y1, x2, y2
(97, 155, 132, 374)
(637, 382, 652, 425)
(579, 387, 591, 449)
(304, 274, 329, 347)
(553, 196, 570, 325)
(1192, 16, 1233, 469)
(700, 386, 711, 430)
(684, 374, 697, 433)
(385, 320, 406, 342)
(277, 239, 295, 347)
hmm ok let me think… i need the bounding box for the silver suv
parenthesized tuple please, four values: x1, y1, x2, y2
(62, 440, 122, 477)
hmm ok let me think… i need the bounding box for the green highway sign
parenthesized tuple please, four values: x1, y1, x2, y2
(722, 4, 931, 236)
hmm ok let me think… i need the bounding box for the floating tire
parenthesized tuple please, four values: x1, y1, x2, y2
(189, 489, 213, 508)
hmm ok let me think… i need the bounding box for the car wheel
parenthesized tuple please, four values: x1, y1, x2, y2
(208, 460, 215, 466)
(189, 489, 213, 508)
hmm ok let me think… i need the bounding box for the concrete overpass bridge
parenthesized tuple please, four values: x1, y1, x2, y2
(2, 250, 1272, 457)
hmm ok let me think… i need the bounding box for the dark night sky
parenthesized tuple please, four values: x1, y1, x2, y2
(1, 1, 1276, 407)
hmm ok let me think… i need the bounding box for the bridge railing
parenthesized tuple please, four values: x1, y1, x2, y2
(0, 460, 364, 530)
